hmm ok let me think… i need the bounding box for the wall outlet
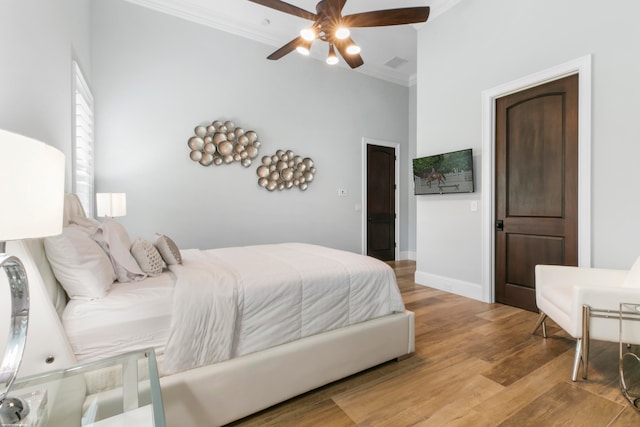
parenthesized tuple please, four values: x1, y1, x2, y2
(338, 189, 347, 197)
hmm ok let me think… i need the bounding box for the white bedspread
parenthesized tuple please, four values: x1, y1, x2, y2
(162, 243, 404, 374)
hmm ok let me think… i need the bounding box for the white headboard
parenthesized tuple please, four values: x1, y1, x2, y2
(0, 194, 84, 377)
(2, 239, 77, 377)
(62, 193, 87, 228)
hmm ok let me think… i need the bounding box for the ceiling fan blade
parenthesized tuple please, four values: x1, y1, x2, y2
(248, 0, 317, 21)
(334, 38, 364, 69)
(343, 7, 430, 27)
(267, 36, 304, 60)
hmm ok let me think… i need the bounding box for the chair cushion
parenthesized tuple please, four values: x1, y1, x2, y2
(623, 256, 640, 287)
(540, 279, 573, 317)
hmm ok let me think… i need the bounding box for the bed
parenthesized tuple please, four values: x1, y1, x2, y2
(1, 195, 415, 426)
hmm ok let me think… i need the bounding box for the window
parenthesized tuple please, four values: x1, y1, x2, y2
(72, 61, 95, 217)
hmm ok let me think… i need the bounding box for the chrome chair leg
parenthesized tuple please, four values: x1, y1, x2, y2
(582, 304, 591, 380)
(572, 338, 583, 382)
(532, 312, 547, 338)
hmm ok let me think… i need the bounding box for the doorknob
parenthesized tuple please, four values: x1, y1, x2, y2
(495, 220, 504, 231)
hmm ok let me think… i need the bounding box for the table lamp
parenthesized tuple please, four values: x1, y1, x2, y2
(96, 193, 126, 218)
(0, 129, 65, 423)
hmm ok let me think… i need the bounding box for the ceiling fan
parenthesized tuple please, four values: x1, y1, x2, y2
(249, 0, 430, 68)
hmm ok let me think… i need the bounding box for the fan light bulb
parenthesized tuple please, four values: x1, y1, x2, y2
(296, 38, 312, 56)
(346, 44, 361, 55)
(326, 45, 339, 65)
(300, 27, 316, 41)
(335, 27, 350, 40)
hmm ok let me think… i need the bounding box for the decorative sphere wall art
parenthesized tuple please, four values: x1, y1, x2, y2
(256, 150, 316, 191)
(188, 120, 260, 167)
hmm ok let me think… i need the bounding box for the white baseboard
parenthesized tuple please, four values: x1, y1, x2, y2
(414, 270, 485, 302)
(399, 251, 416, 261)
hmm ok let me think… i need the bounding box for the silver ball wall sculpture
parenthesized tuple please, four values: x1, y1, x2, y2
(188, 120, 260, 167)
(256, 150, 316, 191)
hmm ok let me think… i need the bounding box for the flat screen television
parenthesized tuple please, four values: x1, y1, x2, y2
(413, 148, 474, 195)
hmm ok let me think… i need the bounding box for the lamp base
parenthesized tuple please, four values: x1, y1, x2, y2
(0, 396, 29, 425)
(0, 248, 31, 426)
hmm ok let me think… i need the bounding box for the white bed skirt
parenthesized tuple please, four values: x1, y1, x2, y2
(160, 310, 415, 427)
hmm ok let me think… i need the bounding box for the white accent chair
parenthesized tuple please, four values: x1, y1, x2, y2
(533, 258, 640, 381)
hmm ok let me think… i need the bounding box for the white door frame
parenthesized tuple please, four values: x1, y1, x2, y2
(480, 55, 592, 303)
(361, 137, 400, 260)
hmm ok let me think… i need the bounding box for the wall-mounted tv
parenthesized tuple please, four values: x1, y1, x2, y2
(413, 148, 474, 195)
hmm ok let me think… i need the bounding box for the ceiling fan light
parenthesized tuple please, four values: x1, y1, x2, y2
(326, 56, 339, 65)
(296, 45, 310, 55)
(335, 27, 350, 40)
(326, 45, 339, 65)
(296, 39, 312, 56)
(346, 44, 361, 55)
(300, 27, 316, 41)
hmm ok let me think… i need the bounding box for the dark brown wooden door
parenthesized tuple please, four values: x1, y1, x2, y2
(367, 144, 396, 261)
(495, 74, 578, 312)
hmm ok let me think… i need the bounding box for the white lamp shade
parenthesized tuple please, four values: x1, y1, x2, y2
(0, 129, 65, 241)
(96, 193, 126, 217)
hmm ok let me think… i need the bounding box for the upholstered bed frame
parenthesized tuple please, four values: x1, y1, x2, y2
(2, 232, 414, 426)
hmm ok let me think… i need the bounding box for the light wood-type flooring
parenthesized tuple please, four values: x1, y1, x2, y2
(228, 261, 640, 426)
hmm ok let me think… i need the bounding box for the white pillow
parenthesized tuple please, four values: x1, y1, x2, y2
(92, 218, 147, 282)
(155, 234, 182, 265)
(623, 256, 640, 287)
(44, 226, 116, 300)
(131, 238, 164, 276)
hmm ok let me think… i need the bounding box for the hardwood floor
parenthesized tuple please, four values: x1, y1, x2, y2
(228, 261, 640, 426)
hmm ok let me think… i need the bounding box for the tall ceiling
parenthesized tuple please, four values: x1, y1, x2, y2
(123, 0, 462, 86)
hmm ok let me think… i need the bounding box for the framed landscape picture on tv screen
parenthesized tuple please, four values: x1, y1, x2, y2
(413, 148, 474, 195)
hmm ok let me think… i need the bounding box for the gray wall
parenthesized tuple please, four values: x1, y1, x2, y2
(406, 83, 417, 260)
(415, 0, 640, 299)
(0, 0, 91, 191)
(91, 0, 411, 253)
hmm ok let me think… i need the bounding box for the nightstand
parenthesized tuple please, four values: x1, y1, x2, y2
(3, 348, 165, 427)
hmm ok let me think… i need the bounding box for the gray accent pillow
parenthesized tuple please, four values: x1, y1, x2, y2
(155, 234, 182, 265)
(131, 238, 164, 276)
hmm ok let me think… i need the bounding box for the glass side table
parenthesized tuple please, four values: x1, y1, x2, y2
(2, 348, 165, 427)
(619, 302, 640, 410)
